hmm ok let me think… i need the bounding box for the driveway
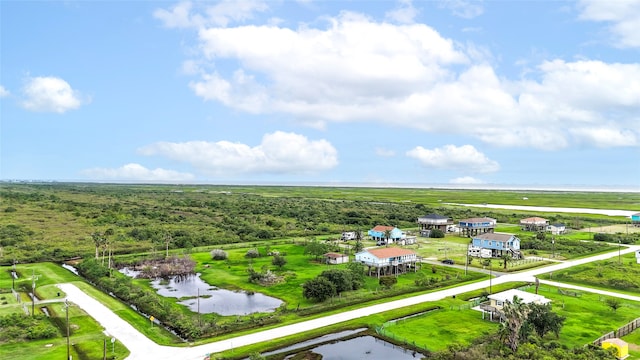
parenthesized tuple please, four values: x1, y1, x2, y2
(58, 244, 640, 360)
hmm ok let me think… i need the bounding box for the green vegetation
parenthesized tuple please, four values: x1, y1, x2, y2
(543, 255, 640, 293)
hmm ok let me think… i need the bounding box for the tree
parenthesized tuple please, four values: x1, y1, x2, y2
(320, 269, 352, 294)
(430, 229, 445, 238)
(302, 277, 336, 302)
(501, 296, 530, 352)
(526, 303, 566, 339)
(379, 276, 397, 289)
(272, 254, 287, 269)
(164, 232, 172, 258)
(353, 239, 364, 254)
(304, 241, 328, 261)
(91, 232, 105, 260)
(210, 249, 228, 260)
(500, 253, 512, 270)
(384, 229, 392, 245)
(346, 261, 365, 290)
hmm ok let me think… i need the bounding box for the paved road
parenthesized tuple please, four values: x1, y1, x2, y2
(58, 244, 640, 360)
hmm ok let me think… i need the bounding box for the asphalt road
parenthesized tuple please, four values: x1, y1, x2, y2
(58, 244, 640, 360)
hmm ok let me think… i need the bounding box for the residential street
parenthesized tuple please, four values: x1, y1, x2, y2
(58, 244, 640, 360)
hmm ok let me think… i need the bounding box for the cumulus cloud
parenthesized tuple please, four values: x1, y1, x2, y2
(578, 0, 640, 48)
(439, 0, 484, 19)
(154, 0, 268, 28)
(82, 163, 195, 182)
(450, 176, 484, 184)
(386, 0, 419, 24)
(570, 127, 638, 148)
(166, 9, 640, 150)
(406, 144, 499, 173)
(138, 131, 338, 176)
(0, 85, 9, 97)
(21, 76, 86, 113)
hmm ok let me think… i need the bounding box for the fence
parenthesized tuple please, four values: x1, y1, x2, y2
(592, 317, 640, 346)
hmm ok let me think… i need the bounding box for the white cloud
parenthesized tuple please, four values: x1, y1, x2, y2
(82, 163, 195, 182)
(439, 0, 484, 19)
(171, 10, 640, 150)
(154, 0, 268, 29)
(0, 85, 9, 97)
(385, 0, 419, 24)
(450, 176, 484, 184)
(375, 147, 396, 157)
(570, 127, 638, 148)
(138, 131, 338, 176)
(406, 144, 499, 173)
(578, 0, 640, 48)
(21, 76, 86, 113)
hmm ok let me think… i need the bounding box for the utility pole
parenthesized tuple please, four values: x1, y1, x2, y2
(66, 299, 71, 360)
(489, 260, 492, 294)
(31, 269, 36, 317)
(552, 238, 555, 259)
(11, 260, 16, 290)
(619, 239, 622, 264)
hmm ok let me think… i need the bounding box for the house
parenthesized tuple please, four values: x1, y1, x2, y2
(635, 249, 640, 264)
(469, 232, 521, 259)
(417, 214, 453, 236)
(632, 213, 640, 227)
(479, 289, 550, 321)
(355, 247, 419, 277)
(602, 338, 629, 360)
(368, 225, 405, 245)
(398, 235, 417, 246)
(323, 252, 349, 265)
(458, 217, 496, 237)
(520, 217, 549, 232)
(547, 223, 567, 235)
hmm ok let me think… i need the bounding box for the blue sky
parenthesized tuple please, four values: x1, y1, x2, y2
(1, 0, 639, 189)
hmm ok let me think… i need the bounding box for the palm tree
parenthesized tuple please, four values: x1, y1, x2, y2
(502, 296, 530, 352)
(500, 253, 512, 270)
(164, 232, 172, 258)
(384, 229, 392, 246)
(91, 232, 105, 260)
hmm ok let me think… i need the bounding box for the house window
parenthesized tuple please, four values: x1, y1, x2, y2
(496, 300, 503, 306)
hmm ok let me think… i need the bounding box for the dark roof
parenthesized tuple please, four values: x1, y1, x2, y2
(419, 213, 449, 220)
(550, 223, 565, 227)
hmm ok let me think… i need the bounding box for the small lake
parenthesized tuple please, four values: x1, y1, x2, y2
(281, 335, 424, 360)
(120, 269, 283, 316)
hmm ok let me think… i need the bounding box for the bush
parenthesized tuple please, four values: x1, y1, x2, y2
(430, 229, 445, 238)
(593, 233, 611, 242)
(379, 276, 397, 289)
(210, 249, 228, 260)
(245, 248, 260, 258)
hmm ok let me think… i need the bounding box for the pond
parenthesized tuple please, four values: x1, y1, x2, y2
(120, 269, 283, 316)
(277, 335, 424, 360)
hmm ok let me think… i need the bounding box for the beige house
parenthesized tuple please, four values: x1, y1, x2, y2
(479, 289, 550, 321)
(323, 252, 349, 265)
(520, 217, 549, 231)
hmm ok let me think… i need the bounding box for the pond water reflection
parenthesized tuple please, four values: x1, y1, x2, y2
(283, 335, 424, 360)
(120, 269, 283, 316)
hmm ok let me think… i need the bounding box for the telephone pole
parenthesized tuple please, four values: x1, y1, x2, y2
(66, 299, 71, 360)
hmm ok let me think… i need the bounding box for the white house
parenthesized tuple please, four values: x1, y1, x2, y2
(487, 289, 551, 310)
(635, 249, 640, 264)
(547, 223, 567, 235)
(355, 248, 419, 277)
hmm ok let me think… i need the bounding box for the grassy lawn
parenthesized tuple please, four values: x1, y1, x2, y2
(623, 329, 640, 359)
(539, 253, 640, 295)
(378, 283, 640, 355)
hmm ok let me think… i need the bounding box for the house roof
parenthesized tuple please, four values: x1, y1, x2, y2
(324, 252, 347, 259)
(371, 225, 396, 232)
(602, 338, 628, 347)
(419, 213, 449, 220)
(549, 223, 565, 227)
(488, 289, 550, 305)
(474, 233, 516, 242)
(520, 217, 548, 224)
(366, 247, 416, 259)
(459, 217, 496, 224)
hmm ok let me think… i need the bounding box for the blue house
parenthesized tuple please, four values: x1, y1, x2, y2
(459, 217, 496, 237)
(368, 225, 405, 245)
(632, 213, 640, 227)
(470, 233, 521, 259)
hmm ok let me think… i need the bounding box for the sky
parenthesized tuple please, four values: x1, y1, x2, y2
(1, 0, 639, 190)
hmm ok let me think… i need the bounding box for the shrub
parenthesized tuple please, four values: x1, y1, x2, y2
(593, 233, 611, 242)
(379, 276, 397, 289)
(245, 248, 260, 258)
(210, 249, 228, 260)
(430, 229, 445, 238)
